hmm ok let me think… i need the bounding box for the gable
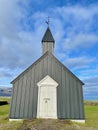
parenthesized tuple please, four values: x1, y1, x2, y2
(11, 51, 84, 85)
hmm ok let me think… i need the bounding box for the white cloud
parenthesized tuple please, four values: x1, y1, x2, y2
(0, 0, 21, 39)
(0, 0, 42, 70)
(0, 69, 12, 78)
(63, 34, 98, 51)
(84, 76, 98, 84)
(56, 5, 98, 20)
(0, 31, 42, 70)
(83, 76, 98, 99)
(51, 6, 98, 54)
(64, 56, 95, 70)
(80, 68, 98, 78)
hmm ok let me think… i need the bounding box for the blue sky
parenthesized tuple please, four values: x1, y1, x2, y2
(0, 0, 98, 100)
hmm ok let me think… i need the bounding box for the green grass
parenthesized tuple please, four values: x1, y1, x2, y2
(0, 97, 23, 130)
(84, 105, 98, 127)
(0, 97, 98, 130)
(0, 97, 10, 117)
(0, 104, 9, 116)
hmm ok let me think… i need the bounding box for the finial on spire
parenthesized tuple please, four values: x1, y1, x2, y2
(46, 16, 50, 27)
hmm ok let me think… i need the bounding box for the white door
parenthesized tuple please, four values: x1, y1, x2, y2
(37, 75, 58, 119)
(39, 86, 57, 118)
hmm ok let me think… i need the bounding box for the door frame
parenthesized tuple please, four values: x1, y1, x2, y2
(37, 75, 58, 119)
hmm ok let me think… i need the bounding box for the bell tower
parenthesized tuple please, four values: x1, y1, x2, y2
(42, 27, 55, 54)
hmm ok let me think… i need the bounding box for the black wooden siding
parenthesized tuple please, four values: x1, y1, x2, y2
(9, 52, 85, 119)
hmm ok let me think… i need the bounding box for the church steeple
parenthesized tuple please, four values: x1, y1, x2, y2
(42, 27, 55, 42)
(42, 27, 55, 54)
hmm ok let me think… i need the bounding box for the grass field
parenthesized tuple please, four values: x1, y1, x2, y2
(0, 97, 98, 130)
(0, 97, 23, 130)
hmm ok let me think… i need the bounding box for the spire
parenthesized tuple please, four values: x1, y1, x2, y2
(42, 27, 55, 42)
(42, 27, 55, 55)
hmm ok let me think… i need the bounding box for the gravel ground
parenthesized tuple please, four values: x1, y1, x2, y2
(16, 119, 98, 130)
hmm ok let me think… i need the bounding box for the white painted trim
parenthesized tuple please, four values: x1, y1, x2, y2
(9, 119, 23, 121)
(71, 120, 85, 123)
(37, 75, 58, 119)
(37, 75, 58, 87)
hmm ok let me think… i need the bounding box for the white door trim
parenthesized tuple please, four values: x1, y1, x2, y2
(37, 75, 58, 119)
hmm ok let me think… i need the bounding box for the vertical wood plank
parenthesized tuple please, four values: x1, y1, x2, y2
(19, 75, 25, 118)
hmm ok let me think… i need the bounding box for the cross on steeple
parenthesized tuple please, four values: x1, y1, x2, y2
(46, 16, 50, 27)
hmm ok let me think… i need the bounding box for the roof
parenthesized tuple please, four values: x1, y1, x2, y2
(42, 27, 55, 42)
(11, 51, 84, 85)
